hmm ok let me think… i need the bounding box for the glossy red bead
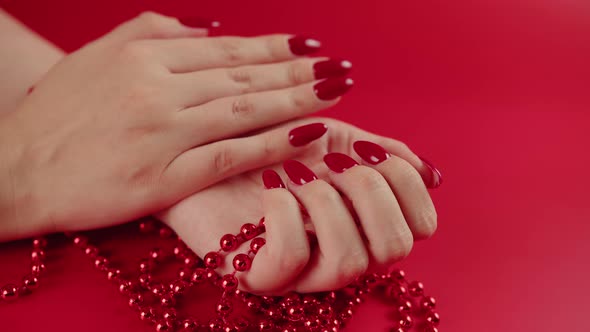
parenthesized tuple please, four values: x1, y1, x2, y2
(191, 268, 207, 283)
(220, 234, 239, 252)
(221, 274, 238, 292)
(426, 311, 441, 326)
(240, 223, 258, 240)
(232, 254, 252, 272)
(409, 281, 424, 297)
(250, 237, 266, 254)
(22, 275, 39, 290)
(204, 252, 222, 269)
(216, 299, 233, 316)
(1, 284, 18, 301)
(84, 245, 99, 257)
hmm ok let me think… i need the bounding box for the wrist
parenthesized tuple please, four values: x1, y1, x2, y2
(0, 112, 41, 241)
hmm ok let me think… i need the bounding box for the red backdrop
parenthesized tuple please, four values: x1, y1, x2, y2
(1, 1, 590, 331)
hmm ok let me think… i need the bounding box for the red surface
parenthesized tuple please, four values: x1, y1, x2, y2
(1, 0, 590, 331)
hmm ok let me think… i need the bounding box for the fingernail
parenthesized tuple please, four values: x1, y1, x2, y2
(262, 169, 285, 189)
(283, 160, 318, 185)
(288, 123, 328, 147)
(313, 59, 352, 80)
(419, 156, 443, 188)
(323, 153, 358, 173)
(313, 77, 354, 101)
(179, 17, 221, 28)
(288, 36, 321, 55)
(353, 141, 390, 165)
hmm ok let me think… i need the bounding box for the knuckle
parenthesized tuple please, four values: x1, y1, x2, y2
(289, 89, 309, 110)
(261, 134, 279, 160)
(231, 97, 256, 118)
(212, 146, 235, 176)
(396, 158, 423, 186)
(389, 232, 414, 262)
(355, 168, 388, 193)
(306, 182, 342, 207)
(119, 42, 152, 63)
(216, 37, 244, 64)
(275, 245, 308, 274)
(227, 67, 253, 91)
(336, 249, 369, 285)
(137, 11, 169, 31)
(415, 207, 438, 239)
(286, 61, 308, 85)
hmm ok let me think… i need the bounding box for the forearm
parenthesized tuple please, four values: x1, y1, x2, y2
(0, 9, 65, 114)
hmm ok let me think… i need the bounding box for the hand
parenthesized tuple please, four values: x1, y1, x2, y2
(0, 12, 354, 241)
(158, 117, 441, 294)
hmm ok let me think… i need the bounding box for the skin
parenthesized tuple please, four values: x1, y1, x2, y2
(0, 10, 438, 296)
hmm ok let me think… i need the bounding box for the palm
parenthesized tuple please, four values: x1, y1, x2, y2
(157, 118, 398, 258)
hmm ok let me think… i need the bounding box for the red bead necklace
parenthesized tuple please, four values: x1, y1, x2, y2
(0, 219, 441, 332)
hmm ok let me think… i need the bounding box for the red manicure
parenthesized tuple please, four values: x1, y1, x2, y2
(313, 59, 352, 80)
(288, 123, 328, 147)
(419, 156, 443, 189)
(288, 36, 321, 55)
(283, 160, 318, 185)
(314, 77, 354, 101)
(324, 153, 358, 173)
(353, 141, 390, 165)
(179, 17, 221, 28)
(262, 170, 286, 189)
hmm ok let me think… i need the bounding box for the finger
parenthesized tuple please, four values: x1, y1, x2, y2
(282, 160, 369, 293)
(363, 133, 443, 188)
(103, 12, 213, 43)
(146, 34, 322, 73)
(323, 153, 414, 268)
(172, 58, 352, 107)
(240, 171, 309, 294)
(162, 121, 329, 198)
(176, 77, 353, 145)
(353, 141, 437, 239)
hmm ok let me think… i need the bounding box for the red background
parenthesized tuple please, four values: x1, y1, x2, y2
(1, 0, 590, 331)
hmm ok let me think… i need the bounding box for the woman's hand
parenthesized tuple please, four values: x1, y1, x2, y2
(0, 12, 354, 241)
(158, 117, 441, 294)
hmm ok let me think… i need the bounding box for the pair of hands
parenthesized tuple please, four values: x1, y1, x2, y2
(0, 12, 440, 295)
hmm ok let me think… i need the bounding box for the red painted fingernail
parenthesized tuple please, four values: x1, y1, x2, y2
(323, 153, 358, 173)
(283, 160, 318, 185)
(353, 141, 390, 165)
(288, 123, 328, 147)
(288, 36, 321, 55)
(179, 17, 221, 28)
(313, 59, 352, 80)
(419, 156, 443, 188)
(262, 170, 285, 189)
(313, 77, 354, 101)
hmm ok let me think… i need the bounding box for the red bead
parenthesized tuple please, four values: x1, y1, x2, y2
(107, 268, 121, 281)
(163, 309, 177, 321)
(221, 274, 238, 292)
(287, 304, 304, 321)
(1, 284, 18, 301)
(232, 254, 252, 272)
(220, 234, 239, 252)
(233, 317, 250, 331)
(250, 238, 266, 254)
(391, 328, 405, 332)
(240, 223, 258, 240)
(170, 280, 188, 295)
(119, 281, 133, 294)
(409, 281, 424, 297)
(258, 217, 265, 227)
(139, 310, 153, 321)
(387, 284, 407, 298)
(340, 308, 354, 321)
(156, 322, 171, 331)
(258, 319, 274, 331)
(173, 245, 187, 257)
(150, 283, 167, 296)
(94, 257, 109, 270)
(399, 314, 413, 328)
(159, 227, 174, 238)
(161, 293, 176, 307)
(31, 263, 46, 276)
(178, 268, 192, 281)
(426, 311, 441, 326)
(421, 296, 437, 310)
(139, 273, 152, 287)
(216, 299, 232, 316)
(318, 304, 333, 317)
(206, 268, 221, 283)
(73, 236, 88, 247)
(191, 268, 207, 284)
(128, 293, 143, 308)
(84, 245, 99, 257)
(150, 248, 165, 262)
(398, 299, 412, 312)
(246, 297, 262, 311)
(182, 319, 197, 330)
(423, 326, 439, 332)
(204, 252, 222, 269)
(23, 275, 39, 290)
(139, 259, 153, 273)
(209, 318, 224, 332)
(183, 256, 201, 268)
(32, 237, 47, 249)
(139, 219, 156, 233)
(389, 269, 406, 282)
